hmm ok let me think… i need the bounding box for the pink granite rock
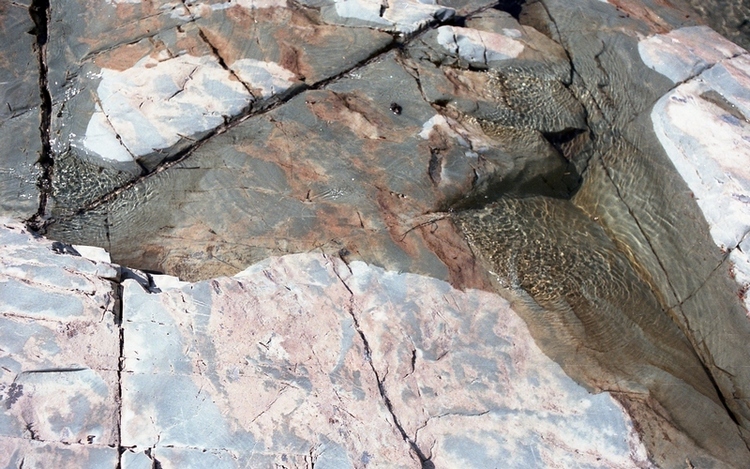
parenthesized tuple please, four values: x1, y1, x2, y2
(119, 252, 652, 467)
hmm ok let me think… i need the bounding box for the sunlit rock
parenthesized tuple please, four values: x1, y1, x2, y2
(4, 0, 750, 466)
(0, 220, 659, 467)
(313, 0, 455, 34)
(0, 220, 120, 464)
(120, 252, 652, 467)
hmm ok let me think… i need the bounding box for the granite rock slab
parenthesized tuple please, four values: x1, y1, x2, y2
(1, 217, 748, 467)
(0, 220, 120, 464)
(119, 251, 655, 468)
(45, 12, 582, 283)
(46, 0, 394, 215)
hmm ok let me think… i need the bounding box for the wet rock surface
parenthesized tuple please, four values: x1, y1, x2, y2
(3, 0, 750, 466)
(455, 196, 750, 467)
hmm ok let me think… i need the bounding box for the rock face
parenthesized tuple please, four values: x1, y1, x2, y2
(0, 222, 120, 467)
(1, 220, 654, 468)
(3, 0, 750, 466)
(0, 1, 42, 219)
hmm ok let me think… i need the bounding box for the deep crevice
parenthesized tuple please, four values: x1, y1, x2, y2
(492, 0, 525, 20)
(27, 0, 53, 233)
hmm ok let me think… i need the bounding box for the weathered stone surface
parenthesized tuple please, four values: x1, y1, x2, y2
(340, 259, 654, 468)
(0, 439, 119, 469)
(0, 220, 120, 463)
(4, 0, 750, 466)
(1, 212, 748, 467)
(120, 257, 417, 466)
(45, 10, 584, 283)
(678, 0, 750, 50)
(45, 0, 394, 217)
(117, 252, 654, 467)
(0, 2, 42, 219)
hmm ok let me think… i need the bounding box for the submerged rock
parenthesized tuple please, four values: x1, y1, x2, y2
(454, 196, 750, 467)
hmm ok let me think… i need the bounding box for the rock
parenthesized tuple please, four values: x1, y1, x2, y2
(0, 220, 120, 464)
(0, 220, 658, 467)
(453, 196, 750, 467)
(0, 2, 42, 219)
(46, 0, 394, 215)
(121, 249, 656, 467)
(640, 25, 750, 432)
(312, 0, 456, 34)
(4, 0, 750, 466)
(44, 10, 582, 282)
(677, 0, 750, 50)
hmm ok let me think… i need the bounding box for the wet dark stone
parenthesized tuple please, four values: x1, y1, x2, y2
(455, 195, 750, 467)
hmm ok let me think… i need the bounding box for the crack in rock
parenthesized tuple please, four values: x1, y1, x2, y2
(330, 262, 433, 468)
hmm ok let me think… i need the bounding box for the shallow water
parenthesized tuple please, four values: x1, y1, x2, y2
(453, 195, 750, 464)
(454, 196, 713, 395)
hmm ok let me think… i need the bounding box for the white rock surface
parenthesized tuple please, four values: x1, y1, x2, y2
(322, 0, 455, 34)
(83, 53, 253, 161)
(0, 220, 120, 466)
(0, 219, 652, 468)
(639, 25, 745, 84)
(644, 26, 750, 313)
(119, 253, 650, 467)
(436, 25, 525, 63)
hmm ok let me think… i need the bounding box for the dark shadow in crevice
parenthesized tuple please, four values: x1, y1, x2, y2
(493, 0, 525, 20)
(27, 0, 52, 232)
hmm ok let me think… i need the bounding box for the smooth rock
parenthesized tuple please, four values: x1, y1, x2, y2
(639, 25, 745, 84)
(640, 25, 750, 430)
(0, 2, 42, 219)
(46, 17, 581, 282)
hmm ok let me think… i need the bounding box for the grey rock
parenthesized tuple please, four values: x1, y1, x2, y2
(0, 221, 120, 465)
(0, 2, 42, 220)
